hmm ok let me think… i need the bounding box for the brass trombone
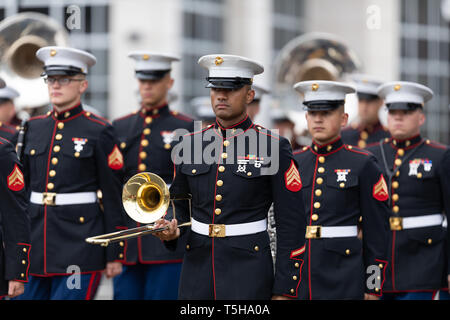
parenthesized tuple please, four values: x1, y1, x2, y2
(86, 172, 192, 247)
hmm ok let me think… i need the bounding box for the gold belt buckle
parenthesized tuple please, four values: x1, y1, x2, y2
(209, 224, 226, 237)
(389, 217, 403, 231)
(42, 192, 57, 206)
(305, 225, 321, 239)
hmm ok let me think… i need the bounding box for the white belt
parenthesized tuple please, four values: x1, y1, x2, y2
(191, 218, 267, 237)
(30, 191, 98, 206)
(305, 225, 358, 239)
(389, 213, 444, 230)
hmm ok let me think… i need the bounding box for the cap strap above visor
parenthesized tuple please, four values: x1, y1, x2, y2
(357, 92, 379, 101)
(303, 100, 345, 111)
(135, 69, 171, 78)
(42, 65, 85, 76)
(206, 77, 252, 89)
(386, 102, 423, 110)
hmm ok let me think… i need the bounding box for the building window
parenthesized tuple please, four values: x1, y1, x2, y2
(400, 0, 450, 143)
(272, 0, 304, 57)
(181, 0, 224, 116)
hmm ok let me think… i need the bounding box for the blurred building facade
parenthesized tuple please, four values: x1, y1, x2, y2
(0, 0, 449, 143)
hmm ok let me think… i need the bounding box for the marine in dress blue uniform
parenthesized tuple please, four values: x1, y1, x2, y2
(112, 52, 194, 300)
(0, 85, 20, 145)
(0, 136, 30, 299)
(293, 80, 390, 300)
(367, 81, 450, 300)
(16, 47, 125, 300)
(341, 74, 390, 149)
(154, 54, 307, 299)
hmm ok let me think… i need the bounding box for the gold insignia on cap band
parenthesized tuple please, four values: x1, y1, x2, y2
(215, 56, 224, 65)
(312, 83, 319, 91)
(394, 84, 401, 91)
(143, 54, 150, 60)
(50, 49, 57, 57)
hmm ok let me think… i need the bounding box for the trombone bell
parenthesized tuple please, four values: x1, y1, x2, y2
(86, 172, 192, 247)
(122, 172, 170, 224)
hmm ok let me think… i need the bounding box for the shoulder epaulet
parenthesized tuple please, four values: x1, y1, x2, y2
(253, 125, 280, 140)
(0, 122, 17, 133)
(0, 136, 9, 144)
(114, 111, 138, 122)
(293, 146, 310, 155)
(344, 144, 371, 156)
(83, 111, 110, 126)
(184, 124, 213, 137)
(28, 113, 50, 121)
(170, 110, 193, 122)
(424, 139, 447, 150)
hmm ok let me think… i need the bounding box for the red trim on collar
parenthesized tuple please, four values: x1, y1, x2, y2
(215, 114, 249, 130)
(51, 101, 82, 118)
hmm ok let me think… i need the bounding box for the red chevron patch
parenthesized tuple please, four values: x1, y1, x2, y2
(285, 160, 302, 192)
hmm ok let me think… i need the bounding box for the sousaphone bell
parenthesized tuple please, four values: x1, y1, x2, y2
(86, 172, 192, 247)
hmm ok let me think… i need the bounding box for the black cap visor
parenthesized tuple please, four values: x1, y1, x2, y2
(136, 69, 171, 80)
(357, 92, 380, 101)
(303, 100, 345, 111)
(42, 65, 84, 77)
(386, 102, 423, 111)
(206, 77, 252, 90)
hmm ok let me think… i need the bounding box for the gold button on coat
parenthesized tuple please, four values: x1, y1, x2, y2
(339, 182, 345, 188)
(218, 166, 225, 172)
(216, 180, 223, 186)
(417, 172, 422, 179)
(55, 133, 63, 140)
(143, 128, 151, 135)
(145, 117, 152, 124)
(254, 246, 259, 252)
(53, 145, 61, 153)
(140, 151, 147, 159)
(311, 214, 319, 221)
(392, 194, 399, 202)
(214, 208, 221, 215)
(120, 142, 126, 149)
(223, 140, 230, 147)
(49, 170, 56, 177)
(191, 169, 197, 174)
(316, 177, 323, 185)
(392, 181, 399, 189)
(397, 149, 405, 156)
(164, 143, 171, 150)
(51, 157, 58, 165)
(141, 139, 149, 147)
(318, 156, 325, 163)
(74, 152, 80, 158)
(30, 149, 36, 155)
(221, 153, 227, 159)
(47, 183, 54, 190)
(139, 163, 147, 171)
(395, 159, 402, 166)
(393, 205, 399, 213)
(345, 249, 351, 255)
(315, 189, 322, 196)
(318, 167, 325, 173)
(215, 194, 222, 201)
(79, 217, 85, 223)
(57, 122, 64, 129)
(314, 202, 321, 209)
